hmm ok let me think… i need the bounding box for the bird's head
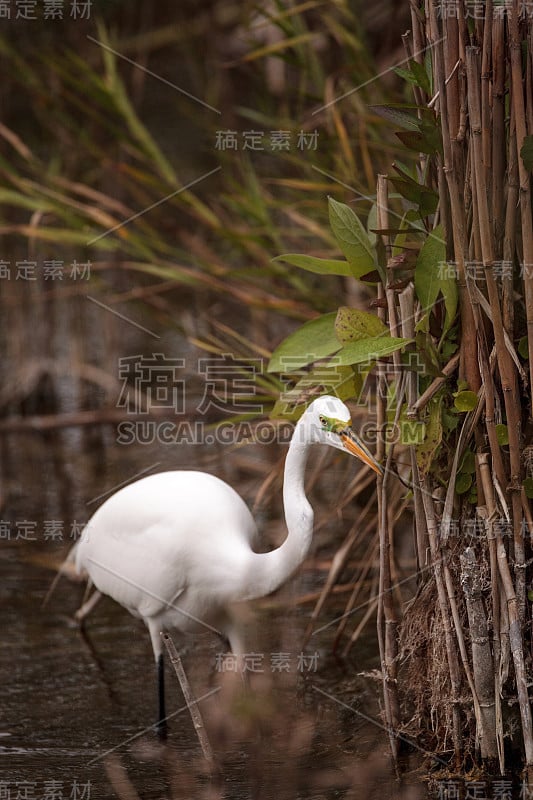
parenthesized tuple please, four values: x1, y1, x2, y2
(297, 395, 382, 476)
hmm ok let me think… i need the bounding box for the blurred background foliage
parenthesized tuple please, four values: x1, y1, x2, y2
(0, 0, 417, 675)
(5, 1, 533, 778)
(0, 0, 412, 374)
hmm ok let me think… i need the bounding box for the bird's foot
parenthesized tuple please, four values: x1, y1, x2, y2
(74, 589, 102, 625)
(154, 719, 167, 741)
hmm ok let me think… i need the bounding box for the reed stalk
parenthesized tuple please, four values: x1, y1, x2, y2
(397, 0, 533, 774)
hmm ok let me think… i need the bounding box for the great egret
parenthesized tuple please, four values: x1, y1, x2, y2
(74, 395, 381, 734)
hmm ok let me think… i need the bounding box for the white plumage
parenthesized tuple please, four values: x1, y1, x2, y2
(73, 395, 382, 731)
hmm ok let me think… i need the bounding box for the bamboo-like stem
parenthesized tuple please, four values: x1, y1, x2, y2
(161, 633, 215, 767)
(492, 13, 506, 257)
(513, 8, 533, 628)
(478, 456, 533, 767)
(402, 31, 424, 108)
(427, 0, 480, 391)
(479, 498, 505, 773)
(522, 488, 533, 539)
(440, 393, 486, 543)
(375, 175, 400, 762)
(377, 481, 400, 762)
(441, 556, 489, 754)
(499, 575, 511, 686)
(527, 28, 533, 136)
(466, 45, 525, 620)
(460, 547, 498, 761)
(410, 0, 425, 69)
(472, 310, 507, 492)
(362, 0, 533, 773)
(510, 0, 533, 414)
(443, 12, 460, 140)
(502, 107, 518, 336)
(467, 283, 525, 380)
(419, 476, 462, 768)
(480, 0, 493, 198)
(410, 353, 460, 416)
(399, 285, 428, 572)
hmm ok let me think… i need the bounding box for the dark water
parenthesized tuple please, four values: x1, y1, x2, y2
(0, 425, 419, 799)
(0, 552, 390, 798)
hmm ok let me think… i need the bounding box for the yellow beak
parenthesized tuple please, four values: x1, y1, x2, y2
(340, 428, 383, 476)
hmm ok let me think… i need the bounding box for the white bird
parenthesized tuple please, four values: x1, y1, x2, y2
(74, 395, 381, 734)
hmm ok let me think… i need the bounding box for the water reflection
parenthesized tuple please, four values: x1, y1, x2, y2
(0, 421, 417, 799)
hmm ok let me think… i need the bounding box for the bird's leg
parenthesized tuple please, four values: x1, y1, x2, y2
(217, 633, 231, 651)
(224, 617, 248, 684)
(156, 653, 167, 740)
(147, 620, 168, 739)
(78, 625, 121, 706)
(74, 589, 102, 629)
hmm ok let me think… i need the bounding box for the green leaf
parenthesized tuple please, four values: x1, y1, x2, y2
(424, 49, 433, 92)
(415, 330, 442, 376)
(388, 176, 422, 205)
(394, 61, 432, 96)
(460, 449, 476, 474)
(468, 488, 478, 505)
(267, 312, 341, 373)
(441, 274, 458, 336)
(441, 338, 459, 360)
(328, 197, 377, 277)
(335, 306, 387, 344)
(391, 170, 439, 219)
(389, 177, 439, 216)
(454, 390, 478, 412)
(442, 408, 460, 433)
(496, 424, 509, 446)
(394, 66, 417, 84)
(415, 314, 429, 333)
(395, 113, 442, 155)
(400, 418, 426, 445)
(370, 104, 421, 131)
(367, 202, 378, 247)
(415, 224, 458, 333)
(410, 59, 432, 95)
(518, 336, 529, 359)
(396, 127, 442, 155)
(521, 135, 533, 171)
(524, 477, 533, 499)
(415, 226, 446, 309)
(270, 365, 357, 421)
(334, 336, 410, 366)
(416, 397, 443, 473)
(455, 472, 473, 495)
(272, 254, 353, 277)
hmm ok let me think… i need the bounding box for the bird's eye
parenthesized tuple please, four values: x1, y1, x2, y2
(319, 415, 327, 428)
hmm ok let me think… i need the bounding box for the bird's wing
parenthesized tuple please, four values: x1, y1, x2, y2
(75, 470, 259, 622)
(77, 519, 189, 619)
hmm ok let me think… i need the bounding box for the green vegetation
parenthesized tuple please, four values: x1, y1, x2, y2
(4, 0, 533, 781)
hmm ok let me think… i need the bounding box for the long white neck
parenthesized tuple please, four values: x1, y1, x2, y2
(242, 433, 314, 600)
